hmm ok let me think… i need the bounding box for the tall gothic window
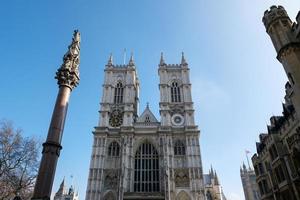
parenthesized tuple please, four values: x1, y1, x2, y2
(134, 142, 160, 192)
(108, 141, 120, 157)
(114, 82, 124, 104)
(171, 82, 181, 102)
(174, 140, 185, 156)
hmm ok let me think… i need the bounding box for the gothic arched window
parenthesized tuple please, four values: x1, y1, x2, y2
(134, 142, 160, 192)
(114, 82, 124, 104)
(174, 140, 186, 156)
(108, 141, 120, 157)
(171, 81, 181, 102)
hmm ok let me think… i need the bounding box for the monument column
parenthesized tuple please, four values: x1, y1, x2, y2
(32, 30, 80, 200)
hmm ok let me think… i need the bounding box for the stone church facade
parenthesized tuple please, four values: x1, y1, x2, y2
(85, 53, 206, 200)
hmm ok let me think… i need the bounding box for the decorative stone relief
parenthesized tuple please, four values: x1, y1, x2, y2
(104, 169, 119, 190)
(174, 168, 190, 187)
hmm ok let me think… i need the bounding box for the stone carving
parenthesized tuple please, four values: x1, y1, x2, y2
(104, 170, 119, 190)
(174, 168, 190, 187)
(55, 30, 80, 89)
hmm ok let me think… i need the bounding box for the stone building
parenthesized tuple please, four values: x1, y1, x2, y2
(252, 84, 300, 199)
(203, 167, 227, 200)
(85, 53, 210, 200)
(54, 179, 79, 200)
(240, 163, 260, 200)
(251, 5, 300, 200)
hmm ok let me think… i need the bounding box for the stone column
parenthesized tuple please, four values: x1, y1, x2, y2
(31, 30, 81, 200)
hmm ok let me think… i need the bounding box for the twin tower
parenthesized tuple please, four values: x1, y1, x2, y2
(85, 53, 205, 200)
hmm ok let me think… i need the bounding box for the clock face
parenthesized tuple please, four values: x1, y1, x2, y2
(109, 109, 123, 127)
(171, 114, 184, 126)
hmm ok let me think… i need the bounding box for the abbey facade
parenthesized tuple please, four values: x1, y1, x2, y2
(85, 53, 207, 200)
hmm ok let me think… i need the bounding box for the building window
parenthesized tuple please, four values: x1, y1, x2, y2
(174, 140, 186, 155)
(108, 141, 120, 157)
(171, 82, 181, 102)
(134, 142, 160, 192)
(275, 164, 286, 183)
(114, 82, 124, 104)
(269, 144, 278, 160)
(258, 163, 265, 174)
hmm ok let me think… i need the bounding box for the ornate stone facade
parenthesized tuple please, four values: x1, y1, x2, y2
(85, 53, 206, 200)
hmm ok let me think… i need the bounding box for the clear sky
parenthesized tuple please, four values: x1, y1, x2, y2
(1, 1, 300, 200)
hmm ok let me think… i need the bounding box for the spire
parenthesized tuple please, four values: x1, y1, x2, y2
(214, 170, 219, 185)
(181, 52, 187, 66)
(60, 177, 66, 188)
(146, 102, 149, 109)
(107, 53, 113, 66)
(55, 30, 80, 90)
(159, 52, 166, 66)
(210, 165, 214, 177)
(128, 52, 135, 67)
(56, 177, 67, 196)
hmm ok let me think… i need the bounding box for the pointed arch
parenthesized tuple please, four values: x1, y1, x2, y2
(103, 191, 115, 200)
(176, 191, 191, 200)
(134, 142, 160, 192)
(108, 141, 120, 157)
(114, 81, 124, 104)
(171, 81, 181, 102)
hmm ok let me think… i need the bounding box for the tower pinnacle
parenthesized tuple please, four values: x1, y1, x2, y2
(107, 53, 113, 66)
(159, 52, 166, 66)
(181, 52, 187, 66)
(128, 52, 135, 66)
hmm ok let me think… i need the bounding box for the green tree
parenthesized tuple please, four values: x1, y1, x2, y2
(0, 120, 40, 200)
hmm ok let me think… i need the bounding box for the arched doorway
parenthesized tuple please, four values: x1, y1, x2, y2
(103, 191, 115, 200)
(176, 191, 191, 200)
(134, 142, 159, 192)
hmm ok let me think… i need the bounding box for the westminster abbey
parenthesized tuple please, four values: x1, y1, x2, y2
(85, 53, 226, 200)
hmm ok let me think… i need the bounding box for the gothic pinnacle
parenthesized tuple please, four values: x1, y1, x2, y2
(55, 30, 80, 90)
(107, 53, 113, 66)
(181, 52, 187, 66)
(128, 52, 135, 66)
(159, 52, 165, 66)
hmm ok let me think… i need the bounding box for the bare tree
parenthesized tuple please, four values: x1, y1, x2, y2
(0, 120, 40, 200)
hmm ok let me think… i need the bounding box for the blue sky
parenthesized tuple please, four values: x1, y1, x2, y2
(1, 1, 300, 200)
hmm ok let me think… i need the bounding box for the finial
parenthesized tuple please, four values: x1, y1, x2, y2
(55, 30, 80, 90)
(160, 52, 165, 66)
(128, 52, 135, 66)
(107, 53, 113, 66)
(146, 102, 149, 108)
(181, 52, 187, 66)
